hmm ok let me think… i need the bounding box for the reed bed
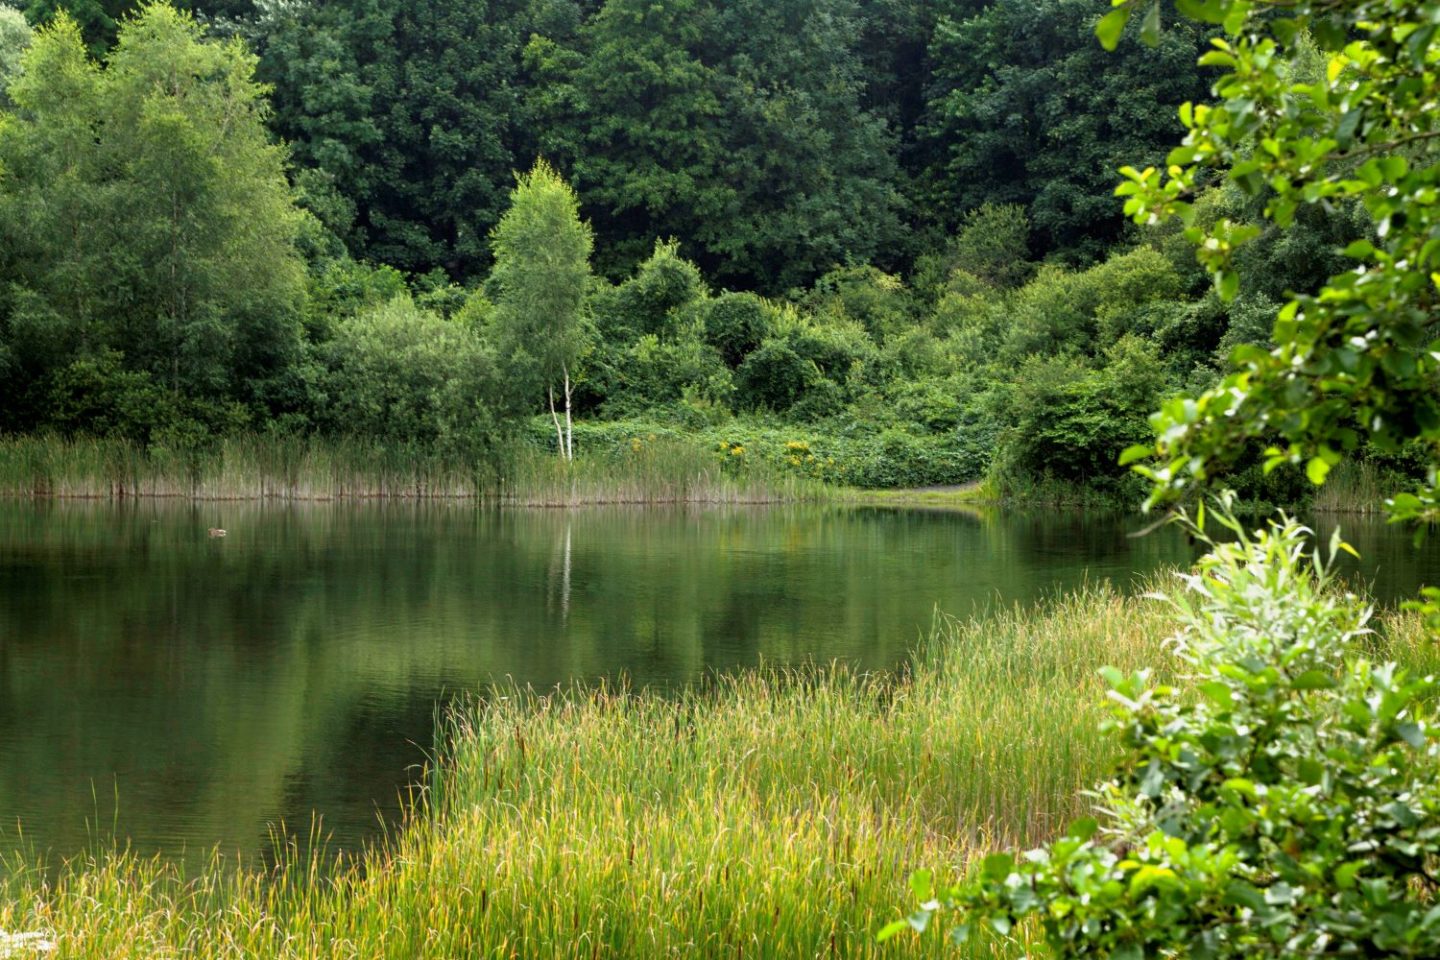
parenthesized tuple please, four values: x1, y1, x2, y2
(1309, 460, 1396, 515)
(0, 583, 1175, 959)
(500, 437, 826, 506)
(0, 434, 822, 505)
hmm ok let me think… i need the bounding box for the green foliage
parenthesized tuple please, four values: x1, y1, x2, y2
(919, 0, 1211, 262)
(488, 160, 593, 397)
(1001, 337, 1168, 486)
(255, 0, 535, 276)
(887, 511, 1440, 958)
(591, 238, 706, 341)
(804, 265, 917, 342)
(527, 0, 903, 291)
(1113, 0, 1440, 528)
(700, 291, 775, 367)
(41, 351, 175, 441)
(913, 202, 1034, 300)
(594, 333, 732, 416)
(0, 3, 32, 105)
(736, 338, 817, 413)
(318, 295, 499, 451)
(488, 159, 593, 456)
(529, 415, 986, 489)
(0, 4, 306, 417)
(22, 0, 129, 55)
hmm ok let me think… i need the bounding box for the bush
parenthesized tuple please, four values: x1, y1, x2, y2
(700, 292, 775, 367)
(1000, 336, 1168, 486)
(803, 265, 916, 342)
(735, 338, 817, 412)
(593, 239, 707, 341)
(913, 202, 1034, 301)
(42, 352, 178, 443)
(889, 508, 1440, 958)
(596, 333, 732, 416)
(318, 296, 501, 451)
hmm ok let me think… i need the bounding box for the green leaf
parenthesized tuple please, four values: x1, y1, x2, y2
(1139, 2, 1162, 46)
(1292, 669, 1336, 690)
(1218, 269, 1240, 302)
(1334, 861, 1364, 890)
(1096, 8, 1130, 50)
(1344, 239, 1375, 259)
(1395, 722, 1425, 748)
(909, 869, 933, 902)
(982, 853, 1015, 881)
(876, 919, 910, 942)
(1306, 456, 1331, 486)
(1119, 444, 1153, 466)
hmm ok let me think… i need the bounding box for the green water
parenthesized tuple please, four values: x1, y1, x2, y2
(0, 501, 1432, 864)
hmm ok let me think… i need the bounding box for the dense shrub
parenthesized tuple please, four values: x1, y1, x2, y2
(1001, 336, 1168, 485)
(700, 292, 775, 367)
(735, 338, 817, 412)
(803, 265, 916, 342)
(597, 333, 732, 416)
(593, 240, 707, 341)
(318, 296, 501, 451)
(891, 511, 1440, 958)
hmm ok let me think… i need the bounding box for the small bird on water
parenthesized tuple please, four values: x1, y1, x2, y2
(208, 528, 227, 538)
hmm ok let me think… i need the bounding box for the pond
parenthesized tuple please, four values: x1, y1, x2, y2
(0, 500, 1433, 866)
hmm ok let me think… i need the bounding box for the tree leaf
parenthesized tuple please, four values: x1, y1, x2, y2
(1097, 9, 1130, 50)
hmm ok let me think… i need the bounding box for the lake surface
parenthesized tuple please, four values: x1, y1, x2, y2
(0, 501, 1434, 866)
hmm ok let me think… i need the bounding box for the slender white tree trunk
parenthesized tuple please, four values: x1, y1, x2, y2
(562, 361, 574, 461)
(548, 385, 566, 460)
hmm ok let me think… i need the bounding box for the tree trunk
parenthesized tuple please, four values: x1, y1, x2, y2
(548, 385, 566, 460)
(562, 361, 574, 461)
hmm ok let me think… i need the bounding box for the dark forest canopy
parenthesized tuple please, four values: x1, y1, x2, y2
(17, 0, 1210, 290)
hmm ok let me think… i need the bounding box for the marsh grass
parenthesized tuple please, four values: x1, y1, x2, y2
(1309, 460, 1397, 514)
(501, 436, 827, 506)
(0, 434, 822, 505)
(0, 583, 1175, 959)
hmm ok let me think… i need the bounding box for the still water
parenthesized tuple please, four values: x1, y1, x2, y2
(0, 501, 1434, 864)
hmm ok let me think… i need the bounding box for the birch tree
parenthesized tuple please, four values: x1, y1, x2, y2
(488, 159, 592, 460)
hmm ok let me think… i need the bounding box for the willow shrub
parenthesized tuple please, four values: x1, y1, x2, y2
(886, 505, 1440, 957)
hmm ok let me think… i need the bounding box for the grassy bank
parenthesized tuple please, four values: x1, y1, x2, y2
(4, 581, 1433, 957)
(0, 584, 1174, 959)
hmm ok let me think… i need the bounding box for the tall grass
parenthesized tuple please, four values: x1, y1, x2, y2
(0, 433, 823, 505)
(7, 580, 1427, 958)
(1310, 460, 1396, 514)
(0, 583, 1172, 959)
(502, 436, 827, 506)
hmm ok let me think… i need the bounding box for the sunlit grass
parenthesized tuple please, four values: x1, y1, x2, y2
(2, 580, 1432, 958)
(0, 584, 1168, 958)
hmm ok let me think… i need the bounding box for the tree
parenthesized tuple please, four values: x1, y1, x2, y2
(319, 295, 500, 452)
(22, 0, 131, 55)
(0, 3, 32, 106)
(918, 0, 1211, 262)
(1111, 0, 1440, 539)
(887, 0, 1440, 951)
(252, 0, 534, 278)
(0, 4, 307, 431)
(488, 160, 593, 461)
(526, 0, 903, 291)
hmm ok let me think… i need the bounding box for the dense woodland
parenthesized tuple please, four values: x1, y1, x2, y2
(0, 0, 1401, 495)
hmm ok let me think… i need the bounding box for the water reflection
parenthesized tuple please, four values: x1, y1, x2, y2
(0, 501, 1432, 865)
